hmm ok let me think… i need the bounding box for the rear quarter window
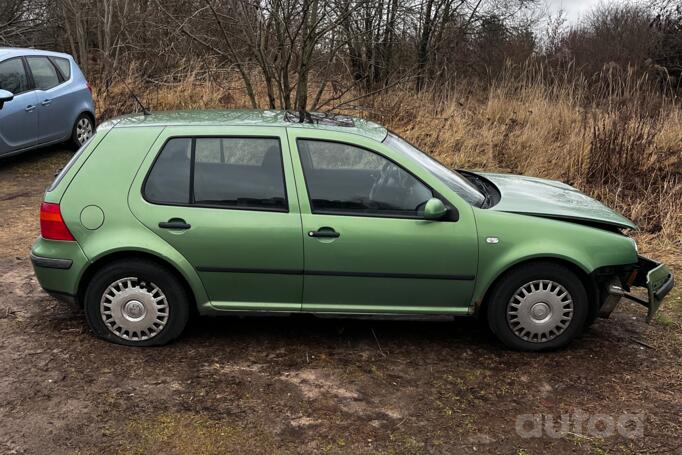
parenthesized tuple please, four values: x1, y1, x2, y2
(50, 57, 71, 80)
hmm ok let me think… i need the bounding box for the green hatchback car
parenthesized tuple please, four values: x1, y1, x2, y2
(30, 110, 674, 350)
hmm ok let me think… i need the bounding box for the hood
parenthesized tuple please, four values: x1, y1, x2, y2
(476, 172, 636, 230)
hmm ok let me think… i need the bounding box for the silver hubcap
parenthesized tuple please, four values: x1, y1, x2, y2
(76, 118, 93, 145)
(506, 280, 574, 343)
(100, 277, 169, 341)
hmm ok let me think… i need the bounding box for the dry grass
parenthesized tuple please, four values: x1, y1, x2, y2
(93, 65, 682, 256)
(377, 75, 681, 248)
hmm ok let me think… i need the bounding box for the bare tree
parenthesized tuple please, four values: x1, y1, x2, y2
(0, 0, 48, 46)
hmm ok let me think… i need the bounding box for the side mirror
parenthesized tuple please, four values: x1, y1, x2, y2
(423, 198, 448, 220)
(0, 89, 14, 110)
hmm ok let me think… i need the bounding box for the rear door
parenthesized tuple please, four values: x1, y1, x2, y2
(25, 56, 71, 144)
(288, 129, 479, 314)
(129, 126, 304, 311)
(0, 57, 38, 155)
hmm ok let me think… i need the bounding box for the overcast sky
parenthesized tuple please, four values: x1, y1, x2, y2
(544, 0, 623, 23)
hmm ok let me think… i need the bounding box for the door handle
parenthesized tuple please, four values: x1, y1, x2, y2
(308, 228, 340, 238)
(25, 105, 36, 112)
(41, 99, 52, 106)
(158, 218, 191, 230)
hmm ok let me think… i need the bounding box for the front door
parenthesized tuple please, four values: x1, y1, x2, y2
(0, 57, 38, 155)
(129, 127, 304, 311)
(288, 130, 478, 314)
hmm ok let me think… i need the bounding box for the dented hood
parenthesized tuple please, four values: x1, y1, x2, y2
(477, 172, 636, 230)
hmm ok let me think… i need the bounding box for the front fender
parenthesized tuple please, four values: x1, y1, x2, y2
(471, 209, 638, 307)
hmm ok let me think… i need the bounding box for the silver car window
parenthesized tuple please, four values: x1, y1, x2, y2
(0, 58, 29, 94)
(51, 57, 71, 80)
(26, 57, 60, 91)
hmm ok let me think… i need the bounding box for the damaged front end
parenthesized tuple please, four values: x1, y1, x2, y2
(596, 256, 674, 323)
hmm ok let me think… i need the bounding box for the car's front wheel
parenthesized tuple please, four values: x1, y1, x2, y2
(83, 259, 189, 346)
(486, 262, 588, 351)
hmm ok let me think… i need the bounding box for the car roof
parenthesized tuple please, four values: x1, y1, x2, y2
(0, 47, 72, 60)
(106, 109, 388, 143)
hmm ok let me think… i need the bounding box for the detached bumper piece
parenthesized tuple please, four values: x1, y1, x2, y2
(634, 256, 674, 322)
(603, 256, 674, 323)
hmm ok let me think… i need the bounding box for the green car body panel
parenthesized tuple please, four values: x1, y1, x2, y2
(30, 109, 673, 336)
(470, 208, 638, 306)
(481, 172, 636, 230)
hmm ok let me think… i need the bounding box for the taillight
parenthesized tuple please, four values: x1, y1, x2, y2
(86, 83, 92, 95)
(40, 203, 75, 241)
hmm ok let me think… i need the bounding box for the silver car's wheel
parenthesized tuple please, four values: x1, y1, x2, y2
(506, 279, 574, 343)
(76, 117, 93, 146)
(100, 277, 169, 342)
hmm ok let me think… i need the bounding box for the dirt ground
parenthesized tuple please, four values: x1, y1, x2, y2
(0, 147, 680, 455)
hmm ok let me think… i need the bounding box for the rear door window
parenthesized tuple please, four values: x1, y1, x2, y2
(144, 138, 192, 205)
(26, 57, 61, 90)
(144, 137, 287, 211)
(0, 58, 30, 94)
(194, 137, 287, 210)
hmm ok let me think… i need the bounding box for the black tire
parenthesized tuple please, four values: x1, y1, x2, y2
(486, 262, 588, 351)
(83, 259, 190, 346)
(69, 113, 94, 150)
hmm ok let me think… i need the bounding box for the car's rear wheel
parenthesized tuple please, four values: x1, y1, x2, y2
(70, 113, 94, 149)
(83, 259, 189, 346)
(486, 262, 588, 351)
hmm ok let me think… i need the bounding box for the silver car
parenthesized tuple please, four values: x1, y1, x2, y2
(0, 48, 95, 158)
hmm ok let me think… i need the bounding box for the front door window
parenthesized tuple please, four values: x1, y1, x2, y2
(297, 139, 433, 218)
(0, 58, 30, 94)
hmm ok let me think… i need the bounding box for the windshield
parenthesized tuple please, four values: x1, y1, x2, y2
(383, 132, 485, 207)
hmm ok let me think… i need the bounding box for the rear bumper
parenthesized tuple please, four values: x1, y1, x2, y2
(30, 253, 73, 270)
(30, 237, 88, 299)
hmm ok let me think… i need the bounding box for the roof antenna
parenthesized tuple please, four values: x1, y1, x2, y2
(123, 80, 151, 116)
(131, 92, 151, 116)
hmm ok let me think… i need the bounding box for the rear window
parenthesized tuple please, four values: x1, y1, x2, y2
(144, 137, 287, 211)
(50, 57, 71, 79)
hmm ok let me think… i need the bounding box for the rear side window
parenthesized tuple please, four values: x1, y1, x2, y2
(50, 57, 71, 79)
(144, 138, 191, 204)
(144, 137, 287, 211)
(26, 57, 61, 90)
(194, 138, 286, 210)
(0, 58, 29, 94)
